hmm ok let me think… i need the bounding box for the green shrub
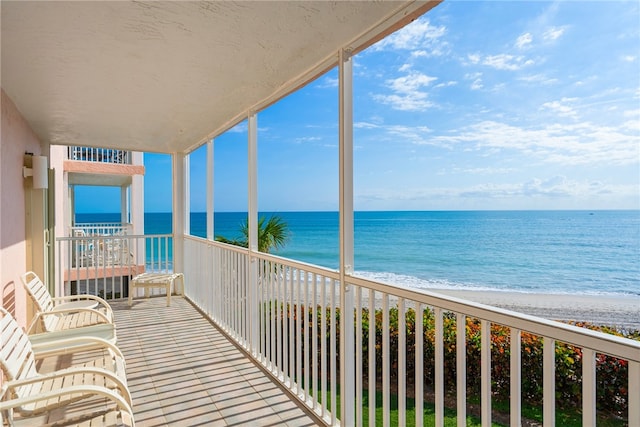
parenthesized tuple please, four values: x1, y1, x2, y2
(272, 302, 637, 421)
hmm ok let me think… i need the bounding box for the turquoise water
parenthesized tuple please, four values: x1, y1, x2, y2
(76, 210, 640, 297)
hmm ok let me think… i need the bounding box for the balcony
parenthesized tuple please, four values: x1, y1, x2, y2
(53, 234, 640, 426)
(67, 146, 131, 165)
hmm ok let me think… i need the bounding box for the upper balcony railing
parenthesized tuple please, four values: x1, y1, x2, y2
(56, 233, 172, 300)
(67, 146, 131, 165)
(71, 222, 133, 238)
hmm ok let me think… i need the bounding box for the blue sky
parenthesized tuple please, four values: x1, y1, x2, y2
(79, 1, 640, 213)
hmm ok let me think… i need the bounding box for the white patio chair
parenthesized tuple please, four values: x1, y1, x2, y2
(0, 308, 131, 425)
(20, 271, 113, 334)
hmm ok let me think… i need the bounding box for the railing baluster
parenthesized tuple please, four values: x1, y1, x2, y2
(277, 266, 283, 378)
(368, 289, 376, 426)
(296, 269, 302, 395)
(481, 320, 491, 426)
(330, 278, 337, 425)
(270, 262, 276, 373)
(355, 285, 363, 427)
(287, 267, 296, 388)
(456, 313, 466, 427)
(382, 292, 390, 427)
(321, 276, 327, 418)
(415, 302, 424, 427)
(510, 328, 521, 427)
(304, 271, 310, 403)
(312, 272, 318, 412)
(630, 361, 639, 426)
(258, 260, 269, 365)
(543, 337, 556, 426)
(435, 307, 444, 427)
(582, 348, 596, 427)
(398, 298, 406, 427)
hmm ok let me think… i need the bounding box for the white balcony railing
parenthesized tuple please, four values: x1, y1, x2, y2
(67, 146, 131, 164)
(184, 235, 640, 427)
(71, 222, 133, 237)
(56, 234, 172, 300)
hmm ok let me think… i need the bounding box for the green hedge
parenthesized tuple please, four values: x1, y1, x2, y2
(274, 304, 638, 420)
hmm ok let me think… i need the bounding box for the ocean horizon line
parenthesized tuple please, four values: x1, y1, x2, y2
(77, 208, 640, 215)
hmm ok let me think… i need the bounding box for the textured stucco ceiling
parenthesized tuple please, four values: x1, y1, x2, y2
(2, 1, 439, 154)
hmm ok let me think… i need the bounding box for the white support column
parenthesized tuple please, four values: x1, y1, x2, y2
(338, 48, 355, 426)
(68, 183, 74, 228)
(131, 152, 145, 268)
(120, 186, 127, 224)
(172, 153, 188, 274)
(207, 139, 214, 241)
(184, 154, 190, 235)
(248, 113, 259, 354)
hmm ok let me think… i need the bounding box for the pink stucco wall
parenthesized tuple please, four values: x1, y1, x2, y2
(1, 88, 44, 327)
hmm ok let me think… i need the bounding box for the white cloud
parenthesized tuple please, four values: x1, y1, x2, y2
(374, 17, 447, 52)
(373, 72, 438, 112)
(373, 93, 435, 111)
(622, 55, 636, 62)
(483, 54, 534, 71)
(354, 122, 380, 130)
(431, 120, 640, 166)
(470, 78, 483, 90)
(515, 32, 533, 49)
(457, 176, 617, 199)
(467, 53, 481, 64)
(356, 178, 638, 209)
(543, 26, 566, 41)
(453, 167, 515, 175)
(227, 122, 247, 133)
(434, 81, 457, 89)
(518, 74, 559, 85)
(357, 122, 433, 145)
(294, 136, 322, 144)
(388, 72, 438, 93)
(386, 125, 432, 145)
(541, 98, 579, 119)
(319, 76, 339, 88)
(463, 72, 483, 90)
(411, 50, 429, 58)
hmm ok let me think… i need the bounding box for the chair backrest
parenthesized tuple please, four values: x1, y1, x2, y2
(0, 308, 39, 396)
(20, 271, 57, 332)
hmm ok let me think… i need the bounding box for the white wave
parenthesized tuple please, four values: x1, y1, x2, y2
(352, 270, 640, 297)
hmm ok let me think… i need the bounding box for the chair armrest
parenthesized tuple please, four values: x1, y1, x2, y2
(52, 294, 113, 317)
(30, 335, 125, 361)
(4, 366, 131, 405)
(29, 323, 117, 357)
(33, 307, 112, 324)
(0, 384, 134, 426)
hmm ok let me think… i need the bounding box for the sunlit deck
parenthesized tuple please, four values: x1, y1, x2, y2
(36, 297, 320, 426)
(115, 297, 319, 426)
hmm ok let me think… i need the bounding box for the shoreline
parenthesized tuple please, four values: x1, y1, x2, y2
(430, 289, 640, 331)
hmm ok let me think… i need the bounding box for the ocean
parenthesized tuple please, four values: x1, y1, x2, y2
(76, 210, 640, 297)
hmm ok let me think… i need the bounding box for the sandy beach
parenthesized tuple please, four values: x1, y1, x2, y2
(431, 289, 640, 331)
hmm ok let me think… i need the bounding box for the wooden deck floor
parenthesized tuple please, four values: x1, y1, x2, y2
(37, 297, 321, 427)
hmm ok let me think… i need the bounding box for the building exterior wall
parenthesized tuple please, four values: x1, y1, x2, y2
(0, 89, 45, 326)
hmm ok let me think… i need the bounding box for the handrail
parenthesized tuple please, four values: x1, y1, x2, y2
(347, 274, 640, 362)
